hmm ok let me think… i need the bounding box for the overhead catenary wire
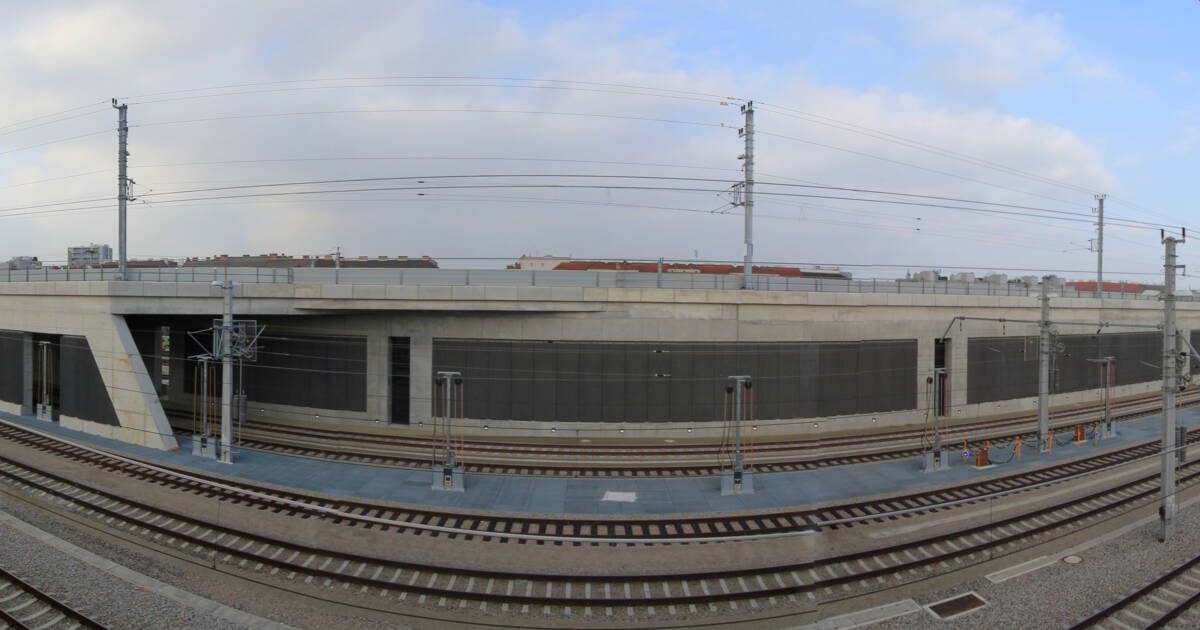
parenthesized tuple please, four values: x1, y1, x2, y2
(121, 80, 735, 108)
(0, 100, 111, 133)
(117, 75, 744, 104)
(130, 107, 735, 132)
(0, 128, 113, 158)
(755, 102, 1100, 200)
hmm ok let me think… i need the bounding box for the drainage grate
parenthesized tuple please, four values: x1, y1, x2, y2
(927, 592, 988, 620)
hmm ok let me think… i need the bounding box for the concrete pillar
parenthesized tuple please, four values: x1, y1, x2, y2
(916, 336, 934, 410)
(167, 331, 188, 407)
(20, 332, 33, 416)
(80, 315, 178, 450)
(365, 316, 390, 423)
(950, 330, 969, 409)
(1181, 327, 1192, 381)
(409, 331, 433, 431)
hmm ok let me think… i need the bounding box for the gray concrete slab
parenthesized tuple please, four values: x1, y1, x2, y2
(2, 408, 1195, 516)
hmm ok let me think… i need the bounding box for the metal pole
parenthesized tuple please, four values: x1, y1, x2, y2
(444, 374, 454, 468)
(733, 379, 744, 472)
(437, 371, 461, 468)
(1095, 194, 1105, 290)
(113, 100, 129, 281)
(1038, 277, 1051, 452)
(932, 367, 944, 452)
(219, 281, 234, 463)
(741, 101, 754, 290)
(1104, 358, 1113, 436)
(1160, 236, 1179, 541)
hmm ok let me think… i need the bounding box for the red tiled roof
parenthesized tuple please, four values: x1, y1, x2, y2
(1065, 281, 1143, 293)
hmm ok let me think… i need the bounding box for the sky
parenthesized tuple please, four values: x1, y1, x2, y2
(1, 0, 1198, 285)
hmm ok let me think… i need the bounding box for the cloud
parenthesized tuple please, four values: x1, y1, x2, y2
(0, 1, 1125, 279)
(888, 1, 1119, 90)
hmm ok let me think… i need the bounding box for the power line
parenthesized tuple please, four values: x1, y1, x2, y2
(0, 108, 111, 140)
(0, 100, 110, 132)
(755, 102, 1100, 198)
(754, 128, 1102, 209)
(123, 81, 732, 108)
(137, 155, 742, 173)
(130, 172, 1171, 228)
(0, 129, 112, 158)
(131, 108, 735, 131)
(3, 179, 1166, 232)
(118, 75, 743, 104)
(0, 169, 113, 192)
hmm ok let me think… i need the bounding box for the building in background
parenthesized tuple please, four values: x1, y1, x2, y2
(67, 244, 113, 268)
(509, 256, 852, 279)
(6, 256, 41, 271)
(511, 255, 572, 270)
(181, 253, 438, 268)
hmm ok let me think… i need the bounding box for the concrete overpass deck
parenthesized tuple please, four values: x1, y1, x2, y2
(2, 406, 1193, 516)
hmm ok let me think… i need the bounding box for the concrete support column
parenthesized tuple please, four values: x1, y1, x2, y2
(167, 331, 188, 407)
(1181, 327, 1192, 381)
(20, 332, 33, 416)
(949, 330, 968, 409)
(365, 316, 390, 423)
(409, 332, 433, 432)
(916, 337, 934, 410)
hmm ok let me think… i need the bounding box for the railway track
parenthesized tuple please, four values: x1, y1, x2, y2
(5, 418, 1198, 543)
(0, 565, 108, 630)
(1069, 553, 1200, 629)
(2, 417, 1198, 627)
(169, 387, 1200, 477)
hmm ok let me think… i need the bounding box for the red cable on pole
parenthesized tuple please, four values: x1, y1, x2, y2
(747, 384, 755, 468)
(456, 380, 465, 463)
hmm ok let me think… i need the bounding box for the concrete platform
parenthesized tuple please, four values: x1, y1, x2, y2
(2, 408, 1196, 516)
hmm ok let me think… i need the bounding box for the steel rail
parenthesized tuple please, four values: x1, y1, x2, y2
(2, 416, 1195, 544)
(1067, 552, 1200, 629)
(0, 565, 110, 630)
(3, 445, 1196, 614)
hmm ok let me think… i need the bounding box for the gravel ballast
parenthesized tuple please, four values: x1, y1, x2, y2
(0, 492, 415, 629)
(860, 500, 1200, 630)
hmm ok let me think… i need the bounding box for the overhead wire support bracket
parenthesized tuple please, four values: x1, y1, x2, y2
(432, 371, 465, 492)
(720, 375, 755, 494)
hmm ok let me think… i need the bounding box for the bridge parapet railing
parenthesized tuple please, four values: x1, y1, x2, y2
(0, 265, 1184, 301)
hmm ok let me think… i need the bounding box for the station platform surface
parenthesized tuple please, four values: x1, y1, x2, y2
(2, 408, 1197, 516)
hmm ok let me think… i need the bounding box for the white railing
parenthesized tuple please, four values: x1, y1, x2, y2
(0, 265, 1180, 301)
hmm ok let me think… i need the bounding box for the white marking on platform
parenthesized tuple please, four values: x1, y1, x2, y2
(602, 491, 637, 503)
(987, 492, 1200, 584)
(788, 599, 920, 629)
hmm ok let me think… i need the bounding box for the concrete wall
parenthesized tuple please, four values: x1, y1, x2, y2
(223, 284, 1198, 440)
(2, 279, 1196, 447)
(0, 283, 178, 449)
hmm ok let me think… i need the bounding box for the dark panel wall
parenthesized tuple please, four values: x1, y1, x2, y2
(967, 337, 1037, 404)
(390, 337, 410, 424)
(0, 330, 22, 404)
(1193, 330, 1200, 372)
(245, 334, 367, 411)
(969, 332, 1161, 404)
(432, 339, 917, 422)
(1103, 332, 1162, 386)
(59, 336, 119, 426)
